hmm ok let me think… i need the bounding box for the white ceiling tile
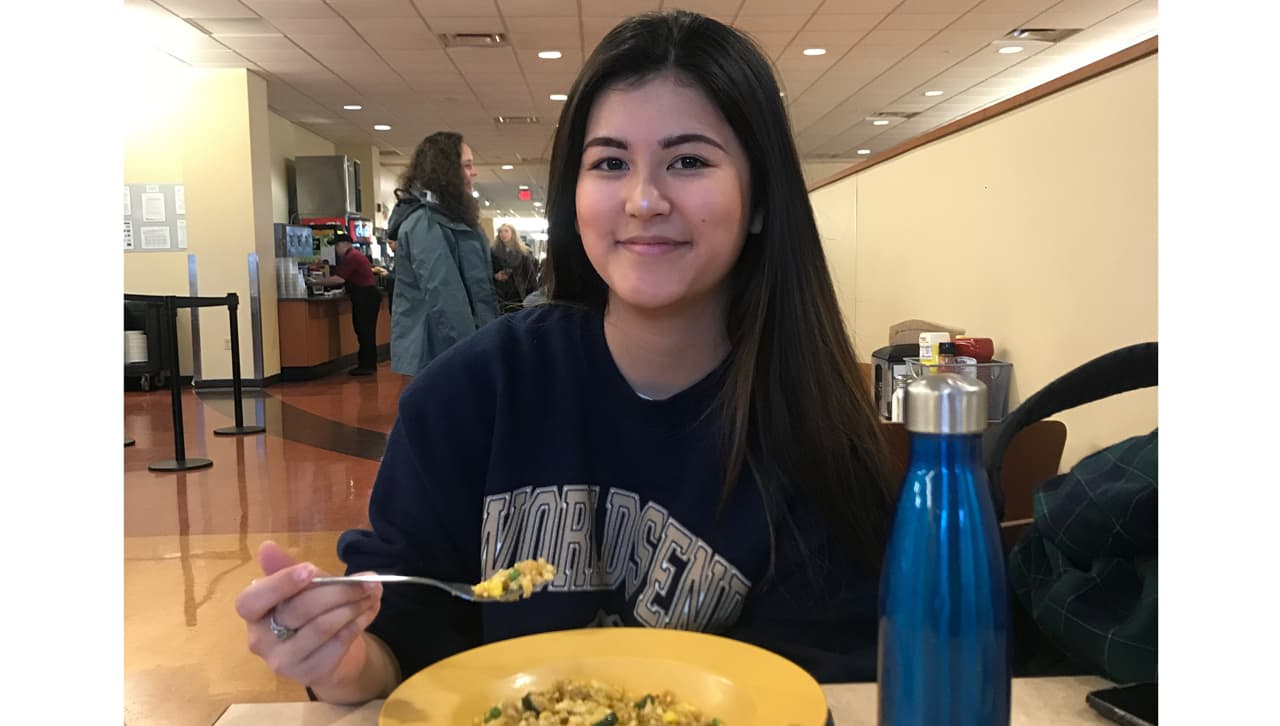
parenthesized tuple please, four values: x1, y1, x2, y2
(240, 47, 314, 66)
(497, 0, 578, 17)
(972, 0, 1058, 13)
(328, 0, 420, 19)
(948, 12, 1036, 32)
(216, 35, 299, 51)
(514, 48, 584, 67)
(348, 17, 441, 49)
(878, 13, 964, 30)
(1030, 0, 1141, 28)
(789, 30, 869, 49)
(734, 15, 809, 33)
(253, 0, 1153, 183)
(894, 0, 981, 12)
(425, 17, 507, 34)
(155, 0, 259, 18)
(737, 0, 824, 15)
(243, 1, 336, 19)
(177, 48, 252, 65)
(856, 28, 940, 46)
(450, 48, 523, 75)
(662, 0, 742, 23)
(816, 0, 902, 12)
(412, 0, 501, 17)
(503, 16, 580, 38)
(511, 31, 582, 50)
(918, 27, 1003, 54)
(382, 49, 452, 73)
(194, 18, 281, 35)
(580, 0, 660, 16)
(265, 17, 350, 35)
(803, 14, 885, 32)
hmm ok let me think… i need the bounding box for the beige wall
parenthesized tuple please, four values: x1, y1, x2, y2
(810, 54, 1158, 468)
(123, 50, 195, 375)
(124, 50, 284, 382)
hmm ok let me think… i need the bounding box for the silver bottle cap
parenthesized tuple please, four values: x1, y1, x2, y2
(905, 373, 988, 434)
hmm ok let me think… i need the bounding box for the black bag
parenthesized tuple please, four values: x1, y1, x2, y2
(982, 342, 1158, 680)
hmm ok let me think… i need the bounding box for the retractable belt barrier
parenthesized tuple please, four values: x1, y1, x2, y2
(123, 293, 265, 472)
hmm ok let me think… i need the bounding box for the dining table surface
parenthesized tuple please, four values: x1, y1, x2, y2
(213, 675, 1116, 725)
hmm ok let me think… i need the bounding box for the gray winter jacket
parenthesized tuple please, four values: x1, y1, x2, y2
(386, 188, 497, 376)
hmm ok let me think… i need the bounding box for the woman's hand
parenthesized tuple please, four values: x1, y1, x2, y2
(235, 541, 383, 693)
(495, 270, 510, 282)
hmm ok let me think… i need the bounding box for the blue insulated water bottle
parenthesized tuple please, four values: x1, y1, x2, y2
(877, 373, 1011, 726)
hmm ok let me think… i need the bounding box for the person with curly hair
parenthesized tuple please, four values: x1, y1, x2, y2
(385, 131, 497, 375)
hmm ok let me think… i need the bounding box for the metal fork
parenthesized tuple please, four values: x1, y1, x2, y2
(310, 574, 539, 603)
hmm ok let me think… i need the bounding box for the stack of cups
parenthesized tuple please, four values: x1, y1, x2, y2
(276, 258, 308, 297)
(125, 330, 148, 364)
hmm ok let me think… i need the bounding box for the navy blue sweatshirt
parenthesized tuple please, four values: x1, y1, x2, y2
(338, 304, 880, 683)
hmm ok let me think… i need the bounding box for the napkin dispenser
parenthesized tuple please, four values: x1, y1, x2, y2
(871, 344, 920, 419)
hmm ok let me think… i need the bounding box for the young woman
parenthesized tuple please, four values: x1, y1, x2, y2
(234, 10, 894, 703)
(385, 131, 497, 376)
(490, 223, 537, 314)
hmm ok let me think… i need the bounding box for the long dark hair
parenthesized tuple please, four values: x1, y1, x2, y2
(397, 131, 479, 229)
(543, 10, 894, 573)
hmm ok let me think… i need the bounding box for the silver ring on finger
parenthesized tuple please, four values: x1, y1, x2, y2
(268, 608, 298, 641)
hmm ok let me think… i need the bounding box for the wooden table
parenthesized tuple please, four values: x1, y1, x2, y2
(213, 676, 1114, 725)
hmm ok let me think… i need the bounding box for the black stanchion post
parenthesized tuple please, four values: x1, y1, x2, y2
(215, 292, 264, 436)
(149, 296, 213, 472)
(124, 438, 136, 447)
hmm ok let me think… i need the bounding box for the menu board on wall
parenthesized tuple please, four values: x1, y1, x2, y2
(124, 183, 185, 252)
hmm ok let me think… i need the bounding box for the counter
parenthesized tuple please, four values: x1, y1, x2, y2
(277, 290, 391, 380)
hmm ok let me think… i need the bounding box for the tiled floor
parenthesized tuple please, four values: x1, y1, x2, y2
(123, 363, 406, 726)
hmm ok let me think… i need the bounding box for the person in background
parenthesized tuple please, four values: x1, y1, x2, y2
(490, 223, 537, 314)
(383, 131, 496, 376)
(235, 10, 895, 702)
(315, 232, 380, 376)
(372, 239, 396, 305)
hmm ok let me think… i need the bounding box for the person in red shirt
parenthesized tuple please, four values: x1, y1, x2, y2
(319, 232, 381, 376)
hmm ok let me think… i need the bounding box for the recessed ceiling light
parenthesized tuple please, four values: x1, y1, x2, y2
(856, 149, 872, 155)
(518, 185, 529, 190)
(872, 119, 891, 126)
(471, 190, 480, 198)
(343, 104, 363, 110)
(533, 201, 543, 207)
(923, 90, 944, 97)
(484, 200, 491, 206)
(803, 48, 826, 56)
(373, 124, 391, 131)
(549, 93, 568, 101)
(998, 45, 1025, 54)
(538, 50, 562, 60)
(779, 92, 785, 97)
(501, 164, 514, 170)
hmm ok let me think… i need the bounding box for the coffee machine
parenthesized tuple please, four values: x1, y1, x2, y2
(870, 344, 919, 419)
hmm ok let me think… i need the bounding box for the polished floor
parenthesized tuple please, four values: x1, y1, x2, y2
(123, 363, 409, 726)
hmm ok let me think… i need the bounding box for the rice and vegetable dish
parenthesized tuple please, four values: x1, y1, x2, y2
(475, 679, 722, 725)
(472, 558, 557, 600)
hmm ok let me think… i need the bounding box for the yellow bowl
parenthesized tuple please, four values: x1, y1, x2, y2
(379, 627, 829, 725)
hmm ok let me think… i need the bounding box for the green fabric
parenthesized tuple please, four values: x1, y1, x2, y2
(1007, 430, 1157, 683)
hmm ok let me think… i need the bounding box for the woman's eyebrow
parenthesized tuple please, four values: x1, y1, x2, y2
(583, 136, 627, 151)
(659, 133, 726, 152)
(582, 133, 726, 152)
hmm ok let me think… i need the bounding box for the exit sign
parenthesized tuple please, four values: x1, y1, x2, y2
(517, 189, 532, 201)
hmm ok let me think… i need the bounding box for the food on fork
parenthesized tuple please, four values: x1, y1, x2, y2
(472, 558, 556, 600)
(476, 678, 722, 725)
